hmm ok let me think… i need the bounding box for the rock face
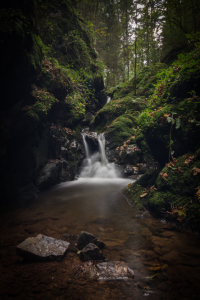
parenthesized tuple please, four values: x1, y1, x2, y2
(36, 160, 68, 190)
(0, 0, 104, 206)
(80, 243, 105, 261)
(77, 231, 106, 250)
(87, 261, 134, 281)
(16, 234, 70, 261)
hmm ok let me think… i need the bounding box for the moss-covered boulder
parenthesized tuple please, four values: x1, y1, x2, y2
(125, 150, 200, 231)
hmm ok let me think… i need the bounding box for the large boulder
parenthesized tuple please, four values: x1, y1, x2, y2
(16, 234, 70, 261)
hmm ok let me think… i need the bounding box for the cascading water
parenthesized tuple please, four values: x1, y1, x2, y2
(82, 133, 91, 166)
(107, 96, 111, 103)
(79, 131, 119, 178)
(98, 133, 107, 166)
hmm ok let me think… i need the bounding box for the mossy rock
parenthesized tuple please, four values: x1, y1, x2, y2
(91, 97, 146, 132)
(105, 115, 136, 150)
(125, 150, 200, 231)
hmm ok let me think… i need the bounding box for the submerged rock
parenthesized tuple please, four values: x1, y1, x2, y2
(77, 231, 106, 250)
(87, 261, 134, 281)
(80, 243, 105, 261)
(16, 234, 70, 261)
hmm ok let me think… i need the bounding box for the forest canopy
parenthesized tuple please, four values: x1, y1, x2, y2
(76, 0, 200, 88)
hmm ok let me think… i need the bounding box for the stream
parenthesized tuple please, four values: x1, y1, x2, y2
(0, 133, 200, 299)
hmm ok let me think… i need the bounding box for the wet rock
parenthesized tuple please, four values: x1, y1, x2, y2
(102, 238, 122, 247)
(142, 250, 158, 261)
(135, 210, 150, 219)
(150, 236, 173, 255)
(136, 282, 154, 293)
(87, 261, 134, 281)
(124, 165, 134, 176)
(151, 220, 176, 231)
(80, 243, 105, 261)
(70, 140, 77, 148)
(120, 144, 141, 165)
(61, 233, 79, 252)
(77, 231, 106, 250)
(161, 231, 176, 238)
(16, 234, 70, 261)
(105, 148, 118, 162)
(161, 250, 181, 265)
(36, 160, 68, 190)
(141, 228, 152, 239)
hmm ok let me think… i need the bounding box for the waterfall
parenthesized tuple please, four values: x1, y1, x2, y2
(107, 96, 111, 103)
(82, 134, 90, 159)
(79, 132, 119, 179)
(98, 133, 107, 165)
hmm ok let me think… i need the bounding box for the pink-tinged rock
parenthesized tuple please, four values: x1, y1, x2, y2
(16, 234, 70, 261)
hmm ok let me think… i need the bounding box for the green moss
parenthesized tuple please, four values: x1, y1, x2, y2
(125, 183, 146, 212)
(149, 47, 200, 105)
(124, 150, 200, 230)
(105, 115, 135, 149)
(27, 87, 57, 120)
(91, 96, 146, 132)
(108, 63, 166, 100)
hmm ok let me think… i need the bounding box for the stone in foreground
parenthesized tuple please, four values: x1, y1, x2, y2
(87, 261, 134, 281)
(80, 243, 105, 261)
(77, 231, 106, 250)
(16, 234, 70, 261)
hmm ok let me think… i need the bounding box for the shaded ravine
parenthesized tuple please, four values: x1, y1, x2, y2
(0, 132, 200, 299)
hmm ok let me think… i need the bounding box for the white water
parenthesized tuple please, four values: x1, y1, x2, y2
(82, 134, 90, 160)
(107, 96, 111, 103)
(79, 132, 119, 179)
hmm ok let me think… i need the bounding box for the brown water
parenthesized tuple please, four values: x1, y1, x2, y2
(0, 178, 200, 300)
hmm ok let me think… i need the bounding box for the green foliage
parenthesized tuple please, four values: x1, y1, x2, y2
(91, 95, 146, 132)
(106, 115, 136, 150)
(28, 87, 57, 119)
(65, 92, 86, 121)
(151, 47, 200, 105)
(0, 8, 31, 36)
(125, 150, 200, 230)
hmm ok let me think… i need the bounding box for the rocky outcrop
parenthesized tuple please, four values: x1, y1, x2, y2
(35, 159, 68, 190)
(0, 1, 106, 206)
